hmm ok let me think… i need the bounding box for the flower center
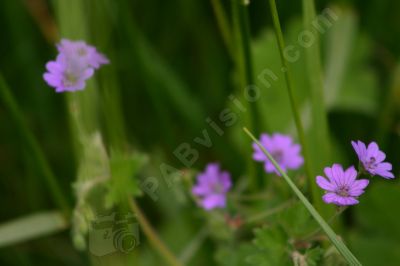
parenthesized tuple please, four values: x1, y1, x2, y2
(336, 185, 350, 197)
(211, 183, 223, 194)
(77, 47, 88, 56)
(63, 72, 78, 87)
(272, 150, 284, 163)
(365, 156, 377, 170)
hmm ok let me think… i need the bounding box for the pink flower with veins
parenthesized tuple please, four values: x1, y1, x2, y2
(351, 140, 394, 179)
(192, 163, 232, 211)
(252, 133, 304, 175)
(316, 164, 369, 206)
(43, 39, 109, 93)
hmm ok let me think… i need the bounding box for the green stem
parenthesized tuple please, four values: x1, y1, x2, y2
(210, 0, 235, 59)
(302, 0, 332, 214)
(232, 0, 260, 131)
(301, 206, 348, 241)
(0, 75, 70, 216)
(245, 200, 294, 224)
(268, 0, 313, 194)
(179, 227, 208, 264)
(232, 0, 261, 189)
(230, 191, 272, 201)
(129, 199, 183, 266)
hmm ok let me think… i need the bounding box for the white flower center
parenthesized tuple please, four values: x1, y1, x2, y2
(336, 185, 350, 197)
(63, 72, 78, 87)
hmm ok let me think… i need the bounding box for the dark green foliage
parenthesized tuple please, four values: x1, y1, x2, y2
(0, 0, 399, 265)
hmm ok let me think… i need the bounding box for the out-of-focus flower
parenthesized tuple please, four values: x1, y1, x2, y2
(43, 56, 94, 92)
(57, 39, 109, 69)
(316, 164, 369, 206)
(252, 133, 303, 175)
(351, 140, 394, 179)
(43, 39, 109, 93)
(192, 163, 232, 210)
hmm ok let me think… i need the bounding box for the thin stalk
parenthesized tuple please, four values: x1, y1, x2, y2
(245, 200, 294, 224)
(0, 75, 70, 216)
(129, 199, 183, 266)
(244, 127, 361, 265)
(230, 191, 272, 201)
(268, 0, 313, 194)
(232, 0, 260, 131)
(232, 0, 261, 189)
(210, 0, 235, 59)
(179, 227, 208, 264)
(302, 0, 332, 214)
(301, 206, 348, 241)
(86, 0, 128, 152)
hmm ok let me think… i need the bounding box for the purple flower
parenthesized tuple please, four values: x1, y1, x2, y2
(43, 55, 94, 92)
(252, 133, 304, 175)
(192, 163, 232, 210)
(43, 39, 109, 93)
(57, 39, 109, 69)
(351, 140, 394, 179)
(316, 164, 369, 206)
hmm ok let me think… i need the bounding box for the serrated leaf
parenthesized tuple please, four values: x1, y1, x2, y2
(292, 247, 323, 266)
(215, 243, 255, 266)
(253, 226, 286, 252)
(247, 226, 289, 266)
(105, 151, 147, 207)
(305, 247, 324, 266)
(279, 202, 317, 237)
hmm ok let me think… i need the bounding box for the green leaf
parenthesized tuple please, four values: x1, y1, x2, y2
(279, 202, 317, 238)
(0, 75, 70, 215)
(105, 151, 147, 207)
(324, 7, 378, 115)
(350, 182, 400, 265)
(215, 243, 255, 266)
(243, 127, 362, 266)
(247, 226, 289, 266)
(302, 0, 332, 214)
(118, 2, 206, 132)
(305, 247, 324, 266)
(0, 211, 68, 248)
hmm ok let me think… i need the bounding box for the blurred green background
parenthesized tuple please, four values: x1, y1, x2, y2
(1, 0, 400, 265)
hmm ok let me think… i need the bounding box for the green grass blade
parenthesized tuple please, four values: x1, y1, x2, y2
(0, 211, 68, 248)
(268, 0, 314, 191)
(0, 74, 70, 216)
(210, 0, 235, 59)
(302, 0, 332, 215)
(232, 0, 262, 189)
(118, 3, 206, 132)
(232, 0, 260, 132)
(243, 127, 362, 266)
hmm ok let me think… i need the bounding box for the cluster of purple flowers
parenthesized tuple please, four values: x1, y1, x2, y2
(191, 132, 302, 211)
(191, 134, 396, 211)
(316, 140, 394, 206)
(43, 39, 109, 93)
